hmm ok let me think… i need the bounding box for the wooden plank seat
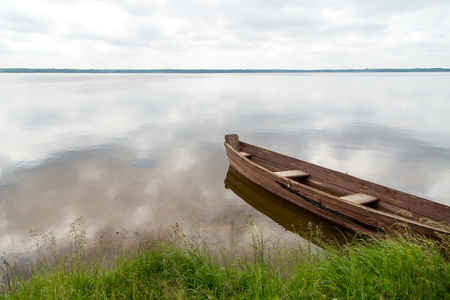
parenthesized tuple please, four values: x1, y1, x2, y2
(239, 151, 252, 158)
(275, 170, 310, 179)
(340, 193, 379, 205)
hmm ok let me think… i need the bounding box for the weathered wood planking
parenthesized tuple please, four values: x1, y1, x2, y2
(224, 134, 450, 240)
(275, 170, 310, 179)
(340, 193, 379, 205)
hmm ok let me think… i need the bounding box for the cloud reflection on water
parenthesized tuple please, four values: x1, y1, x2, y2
(1, 73, 450, 253)
(0, 134, 299, 253)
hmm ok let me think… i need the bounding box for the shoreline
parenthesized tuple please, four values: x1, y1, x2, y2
(1, 68, 450, 73)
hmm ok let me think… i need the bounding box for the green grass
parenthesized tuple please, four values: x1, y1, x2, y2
(1, 226, 449, 299)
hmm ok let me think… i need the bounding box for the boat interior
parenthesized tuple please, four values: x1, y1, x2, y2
(240, 150, 379, 206)
(238, 149, 438, 223)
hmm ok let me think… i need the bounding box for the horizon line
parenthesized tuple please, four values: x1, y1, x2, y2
(1, 67, 450, 73)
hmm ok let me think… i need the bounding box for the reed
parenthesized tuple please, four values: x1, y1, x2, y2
(1, 220, 449, 299)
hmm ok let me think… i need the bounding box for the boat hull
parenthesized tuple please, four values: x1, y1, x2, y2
(224, 134, 450, 239)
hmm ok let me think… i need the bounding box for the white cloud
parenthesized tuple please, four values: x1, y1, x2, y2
(0, 0, 449, 68)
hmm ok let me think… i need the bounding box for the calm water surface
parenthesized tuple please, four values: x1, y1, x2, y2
(1, 73, 450, 253)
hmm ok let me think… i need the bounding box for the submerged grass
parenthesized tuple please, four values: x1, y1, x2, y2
(1, 222, 449, 299)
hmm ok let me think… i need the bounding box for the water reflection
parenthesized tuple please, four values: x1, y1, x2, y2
(1, 73, 450, 254)
(0, 136, 299, 253)
(225, 166, 353, 246)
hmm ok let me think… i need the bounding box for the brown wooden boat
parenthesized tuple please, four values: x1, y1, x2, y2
(224, 134, 450, 239)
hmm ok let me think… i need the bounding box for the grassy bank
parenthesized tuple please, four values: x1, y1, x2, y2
(1, 227, 449, 299)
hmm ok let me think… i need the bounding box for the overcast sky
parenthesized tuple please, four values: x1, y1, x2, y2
(1, 0, 449, 69)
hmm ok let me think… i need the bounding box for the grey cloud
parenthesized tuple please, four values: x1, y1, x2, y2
(1, 0, 450, 68)
(0, 6, 51, 34)
(354, 0, 449, 16)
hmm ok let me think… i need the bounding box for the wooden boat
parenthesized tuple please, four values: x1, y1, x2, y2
(224, 134, 450, 239)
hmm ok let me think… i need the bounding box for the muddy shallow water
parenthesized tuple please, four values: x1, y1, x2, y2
(1, 73, 450, 254)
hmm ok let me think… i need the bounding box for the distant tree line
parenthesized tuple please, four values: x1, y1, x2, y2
(1, 68, 449, 73)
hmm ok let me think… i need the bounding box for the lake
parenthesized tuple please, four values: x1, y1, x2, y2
(1, 72, 450, 254)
